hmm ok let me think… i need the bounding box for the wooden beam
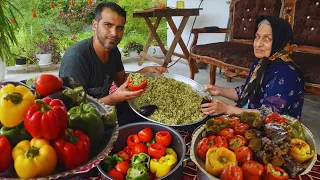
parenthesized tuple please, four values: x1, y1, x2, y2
(140, 52, 164, 65)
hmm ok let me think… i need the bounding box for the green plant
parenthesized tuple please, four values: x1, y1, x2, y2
(0, 0, 21, 64)
(36, 36, 57, 54)
(122, 41, 143, 56)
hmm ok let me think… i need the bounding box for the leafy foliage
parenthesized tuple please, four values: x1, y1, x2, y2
(123, 41, 143, 56)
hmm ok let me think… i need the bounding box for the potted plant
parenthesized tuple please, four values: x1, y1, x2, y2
(35, 36, 57, 65)
(56, 34, 77, 58)
(0, 0, 21, 81)
(123, 41, 143, 57)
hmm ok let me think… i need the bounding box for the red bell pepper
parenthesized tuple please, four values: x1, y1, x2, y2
(264, 164, 289, 180)
(43, 97, 68, 130)
(229, 117, 240, 129)
(53, 129, 91, 170)
(24, 99, 67, 140)
(127, 78, 147, 91)
(35, 74, 63, 97)
(264, 112, 286, 124)
(220, 164, 243, 180)
(196, 135, 228, 160)
(229, 135, 247, 151)
(234, 123, 250, 136)
(0, 135, 12, 173)
(234, 146, 253, 165)
(242, 160, 264, 180)
(219, 128, 235, 141)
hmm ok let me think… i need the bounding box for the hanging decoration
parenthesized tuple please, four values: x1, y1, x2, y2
(32, 9, 37, 18)
(88, 0, 93, 5)
(71, 0, 75, 7)
(10, 17, 15, 24)
(50, 1, 55, 9)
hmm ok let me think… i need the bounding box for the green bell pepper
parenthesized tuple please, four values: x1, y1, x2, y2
(126, 164, 149, 180)
(101, 154, 124, 173)
(131, 153, 150, 169)
(146, 138, 156, 147)
(68, 103, 104, 145)
(284, 119, 305, 141)
(0, 123, 32, 147)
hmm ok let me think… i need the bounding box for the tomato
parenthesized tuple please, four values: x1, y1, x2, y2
(148, 143, 166, 159)
(155, 131, 172, 146)
(229, 117, 240, 129)
(132, 143, 147, 155)
(0, 135, 12, 173)
(115, 161, 130, 175)
(234, 146, 253, 165)
(117, 151, 130, 162)
(138, 127, 153, 143)
(264, 112, 286, 124)
(242, 161, 264, 180)
(220, 165, 243, 180)
(229, 135, 247, 151)
(123, 146, 133, 159)
(108, 169, 125, 180)
(127, 134, 141, 148)
(127, 78, 147, 91)
(234, 123, 250, 136)
(219, 128, 235, 141)
(35, 74, 63, 97)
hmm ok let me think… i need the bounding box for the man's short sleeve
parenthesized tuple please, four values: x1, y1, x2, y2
(114, 48, 124, 73)
(59, 55, 90, 90)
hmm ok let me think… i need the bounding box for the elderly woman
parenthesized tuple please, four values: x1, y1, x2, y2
(200, 16, 304, 119)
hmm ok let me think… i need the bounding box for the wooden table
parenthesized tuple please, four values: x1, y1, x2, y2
(133, 8, 202, 68)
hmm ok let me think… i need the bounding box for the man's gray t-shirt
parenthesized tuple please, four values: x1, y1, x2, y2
(59, 37, 124, 98)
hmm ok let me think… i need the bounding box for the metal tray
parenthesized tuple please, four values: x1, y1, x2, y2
(0, 95, 119, 180)
(190, 115, 317, 180)
(128, 73, 210, 127)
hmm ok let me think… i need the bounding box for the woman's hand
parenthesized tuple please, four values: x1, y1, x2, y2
(200, 100, 231, 115)
(203, 85, 222, 96)
(138, 66, 168, 75)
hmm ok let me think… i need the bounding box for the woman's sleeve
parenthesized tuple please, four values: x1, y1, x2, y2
(235, 61, 258, 99)
(256, 67, 304, 119)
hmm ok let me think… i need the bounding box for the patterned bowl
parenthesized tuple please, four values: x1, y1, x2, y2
(0, 95, 119, 180)
(190, 115, 317, 180)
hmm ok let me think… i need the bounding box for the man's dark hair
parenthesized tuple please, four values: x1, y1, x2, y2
(94, 2, 126, 22)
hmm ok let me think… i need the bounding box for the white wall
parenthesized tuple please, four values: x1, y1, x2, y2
(167, 0, 230, 55)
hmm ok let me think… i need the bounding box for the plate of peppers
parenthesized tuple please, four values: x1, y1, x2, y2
(0, 75, 119, 179)
(190, 112, 317, 180)
(97, 122, 186, 180)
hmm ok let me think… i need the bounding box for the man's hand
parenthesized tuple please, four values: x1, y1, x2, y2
(137, 66, 168, 75)
(203, 84, 222, 96)
(100, 79, 144, 105)
(200, 99, 231, 115)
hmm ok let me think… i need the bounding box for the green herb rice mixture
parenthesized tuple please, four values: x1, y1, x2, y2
(135, 76, 204, 125)
(129, 73, 147, 86)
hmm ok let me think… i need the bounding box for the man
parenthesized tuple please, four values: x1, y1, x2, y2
(59, 2, 167, 106)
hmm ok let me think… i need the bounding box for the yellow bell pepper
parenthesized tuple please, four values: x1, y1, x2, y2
(165, 148, 177, 159)
(289, 138, 314, 163)
(0, 84, 35, 127)
(12, 138, 57, 178)
(150, 154, 177, 178)
(205, 147, 237, 177)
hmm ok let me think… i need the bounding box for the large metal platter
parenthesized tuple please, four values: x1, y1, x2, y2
(190, 115, 317, 180)
(128, 73, 210, 127)
(0, 95, 119, 180)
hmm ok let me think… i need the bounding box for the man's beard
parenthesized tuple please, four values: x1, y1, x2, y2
(97, 31, 121, 49)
